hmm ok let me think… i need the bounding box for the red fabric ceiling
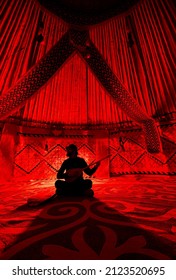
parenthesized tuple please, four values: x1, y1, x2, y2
(1, 0, 175, 127)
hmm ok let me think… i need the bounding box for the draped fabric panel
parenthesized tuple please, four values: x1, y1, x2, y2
(23, 54, 88, 125)
(1, 0, 68, 95)
(89, 0, 176, 117)
(87, 69, 124, 124)
(132, 0, 176, 116)
(0, 123, 18, 181)
(23, 54, 125, 126)
(90, 15, 153, 113)
(0, 31, 76, 119)
(1, 0, 175, 126)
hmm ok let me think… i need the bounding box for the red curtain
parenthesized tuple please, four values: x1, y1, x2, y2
(89, 0, 175, 117)
(1, 0, 68, 95)
(1, 0, 175, 125)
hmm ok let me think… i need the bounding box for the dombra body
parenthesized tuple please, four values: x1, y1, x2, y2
(65, 168, 84, 183)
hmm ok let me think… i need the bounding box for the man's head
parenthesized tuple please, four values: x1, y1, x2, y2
(66, 144, 78, 157)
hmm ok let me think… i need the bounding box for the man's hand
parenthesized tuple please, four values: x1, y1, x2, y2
(94, 161, 100, 168)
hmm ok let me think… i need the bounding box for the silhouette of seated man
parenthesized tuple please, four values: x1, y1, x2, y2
(55, 144, 100, 197)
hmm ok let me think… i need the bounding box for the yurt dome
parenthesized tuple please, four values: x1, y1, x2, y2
(1, 0, 175, 180)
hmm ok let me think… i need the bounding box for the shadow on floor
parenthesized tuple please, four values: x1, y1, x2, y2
(0, 193, 175, 260)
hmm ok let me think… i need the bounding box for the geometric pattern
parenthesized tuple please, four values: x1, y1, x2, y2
(110, 126, 176, 176)
(115, 138, 145, 165)
(15, 145, 42, 173)
(78, 143, 95, 164)
(0, 176, 175, 260)
(14, 137, 96, 180)
(45, 145, 66, 171)
(13, 125, 176, 180)
(152, 137, 176, 164)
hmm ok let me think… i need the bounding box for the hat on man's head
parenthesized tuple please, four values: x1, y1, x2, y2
(66, 144, 78, 152)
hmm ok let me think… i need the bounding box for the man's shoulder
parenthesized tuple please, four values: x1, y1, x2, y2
(62, 158, 70, 165)
(76, 157, 87, 166)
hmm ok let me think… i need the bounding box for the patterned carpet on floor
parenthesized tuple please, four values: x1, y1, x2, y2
(0, 175, 175, 260)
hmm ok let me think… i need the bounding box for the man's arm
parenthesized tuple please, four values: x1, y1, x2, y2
(83, 160, 100, 176)
(57, 161, 67, 179)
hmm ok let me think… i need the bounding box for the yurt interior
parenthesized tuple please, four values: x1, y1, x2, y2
(0, 0, 175, 260)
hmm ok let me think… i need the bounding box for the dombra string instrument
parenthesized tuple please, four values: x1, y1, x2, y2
(65, 154, 111, 183)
